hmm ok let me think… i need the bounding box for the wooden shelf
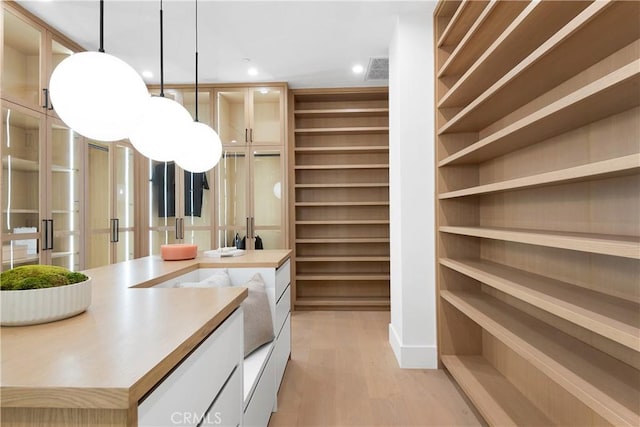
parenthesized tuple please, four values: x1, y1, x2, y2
(294, 108, 388, 118)
(51, 164, 77, 173)
(292, 88, 390, 310)
(296, 220, 389, 225)
(439, 62, 640, 164)
(439, 155, 640, 199)
(441, 290, 640, 426)
(440, 258, 640, 351)
(295, 201, 389, 207)
(2, 157, 39, 172)
(439, 2, 639, 131)
(439, 226, 640, 259)
(441, 355, 553, 426)
(296, 238, 389, 244)
(296, 274, 390, 281)
(296, 256, 390, 262)
(437, 0, 489, 48)
(295, 297, 389, 307)
(438, 0, 588, 111)
(295, 127, 389, 135)
(295, 146, 388, 154)
(1, 254, 38, 265)
(3, 209, 39, 214)
(438, 1, 526, 78)
(295, 183, 388, 188)
(295, 164, 388, 170)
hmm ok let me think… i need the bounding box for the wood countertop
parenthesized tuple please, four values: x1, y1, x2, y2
(0, 250, 291, 413)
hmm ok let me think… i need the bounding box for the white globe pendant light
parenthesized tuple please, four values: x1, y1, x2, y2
(174, 0, 222, 173)
(129, 96, 193, 162)
(128, 0, 188, 162)
(175, 121, 223, 172)
(48, 1, 149, 142)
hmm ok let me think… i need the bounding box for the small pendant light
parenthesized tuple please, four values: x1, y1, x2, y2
(129, 0, 192, 162)
(175, 0, 223, 173)
(49, 0, 149, 142)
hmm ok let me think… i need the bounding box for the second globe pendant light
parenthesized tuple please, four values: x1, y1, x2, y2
(129, 0, 192, 162)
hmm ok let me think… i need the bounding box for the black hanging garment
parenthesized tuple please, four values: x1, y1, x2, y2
(152, 162, 209, 218)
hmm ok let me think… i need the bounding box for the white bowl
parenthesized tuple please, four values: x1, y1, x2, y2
(1, 278, 92, 326)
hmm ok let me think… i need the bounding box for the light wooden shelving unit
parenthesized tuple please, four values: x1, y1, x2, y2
(290, 88, 390, 310)
(434, 1, 640, 425)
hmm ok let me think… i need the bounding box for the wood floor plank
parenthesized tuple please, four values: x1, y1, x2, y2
(269, 311, 482, 427)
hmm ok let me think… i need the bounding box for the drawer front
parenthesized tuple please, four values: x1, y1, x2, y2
(243, 352, 275, 427)
(275, 285, 290, 336)
(274, 314, 291, 393)
(275, 260, 291, 303)
(138, 309, 243, 427)
(200, 366, 242, 427)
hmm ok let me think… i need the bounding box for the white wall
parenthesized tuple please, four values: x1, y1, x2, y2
(388, 4, 437, 369)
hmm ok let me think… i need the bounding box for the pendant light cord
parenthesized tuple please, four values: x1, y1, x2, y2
(194, 0, 199, 122)
(160, 0, 165, 97)
(99, 0, 104, 53)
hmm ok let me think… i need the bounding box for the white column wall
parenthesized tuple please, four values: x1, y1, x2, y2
(388, 5, 437, 369)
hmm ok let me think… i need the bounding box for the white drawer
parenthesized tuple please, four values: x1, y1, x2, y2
(275, 285, 290, 336)
(274, 314, 291, 393)
(243, 351, 275, 427)
(138, 309, 243, 427)
(275, 260, 290, 303)
(200, 366, 242, 427)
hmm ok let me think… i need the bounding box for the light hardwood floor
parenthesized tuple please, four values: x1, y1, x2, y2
(269, 311, 483, 427)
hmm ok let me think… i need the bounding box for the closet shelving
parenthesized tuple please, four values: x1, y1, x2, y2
(291, 88, 390, 310)
(435, 0, 640, 425)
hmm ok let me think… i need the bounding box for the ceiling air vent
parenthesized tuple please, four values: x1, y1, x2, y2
(365, 57, 389, 81)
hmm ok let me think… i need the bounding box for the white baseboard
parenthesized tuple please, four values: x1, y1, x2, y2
(388, 323, 438, 369)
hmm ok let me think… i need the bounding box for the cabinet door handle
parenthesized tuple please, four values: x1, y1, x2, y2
(246, 217, 250, 240)
(249, 128, 253, 143)
(42, 88, 53, 110)
(42, 219, 49, 251)
(245, 128, 248, 143)
(175, 218, 180, 240)
(47, 219, 54, 250)
(180, 218, 184, 240)
(251, 217, 255, 239)
(115, 218, 119, 242)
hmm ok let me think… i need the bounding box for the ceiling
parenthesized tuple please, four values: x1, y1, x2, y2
(16, 0, 433, 89)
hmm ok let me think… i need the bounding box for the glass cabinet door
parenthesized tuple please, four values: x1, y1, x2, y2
(148, 160, 179, 254)
(251, 149, 284, 249)
(1, 104, 43, 270)
(250, 87, 283, 145)
(47, 37, 76, 118)
(2, 9, 44, 111)
(217, 150, 249, 248)
(86, 141, 112, 268)
(113, 143, 135, 263)
(216, 89, 247, 146)
(49, 119, 82, 270)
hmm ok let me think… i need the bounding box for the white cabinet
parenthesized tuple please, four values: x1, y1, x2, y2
(138, 308, 243, 427)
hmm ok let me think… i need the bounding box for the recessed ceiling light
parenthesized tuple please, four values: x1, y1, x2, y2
(142, 70, 153, 79)
(248, 67, 258, 76)
(352, 64, 364, 74)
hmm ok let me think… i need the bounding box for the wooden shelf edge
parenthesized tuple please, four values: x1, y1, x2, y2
(296, 220, 389, 225)
(295, 164, 389, 170)
(295, 127, 389, 134)
(296, 238, 390, 243)
(294, 146, 389, 153)
(295, 183, 389, 188)
(439, 155, 640, 199)
(436, 0, 469, 47)
(441, 290, 640, 426)
(295, 201, 389, 206)
(294, 108, 389, 117)
(440, 257, 640, 351)
(296, 275, 390, 281)
(439, 226, 640, 259)
(296, 257, 390, 262)
(441, 355, 553, 426)
(295, 298, 389, 307)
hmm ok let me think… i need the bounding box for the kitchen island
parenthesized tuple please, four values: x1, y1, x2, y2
(1, 250, 291, 426)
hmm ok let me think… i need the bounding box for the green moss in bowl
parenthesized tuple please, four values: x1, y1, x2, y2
(1, 265, 88, 291)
